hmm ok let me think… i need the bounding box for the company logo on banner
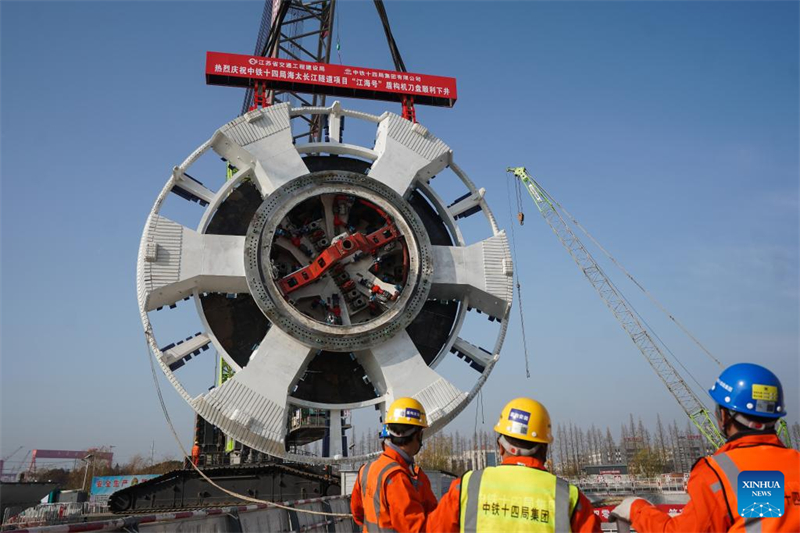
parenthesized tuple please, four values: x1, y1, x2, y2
(738, 471, 784, 518)
(91, 475, 159, 496)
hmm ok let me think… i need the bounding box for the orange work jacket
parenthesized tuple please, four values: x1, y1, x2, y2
(630, 432, 800, 532)
(350, 445, 438, 533)
(425, 455, 602, 533)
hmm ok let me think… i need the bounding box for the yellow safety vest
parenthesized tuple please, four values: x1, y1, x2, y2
(459, 465, 579, 533)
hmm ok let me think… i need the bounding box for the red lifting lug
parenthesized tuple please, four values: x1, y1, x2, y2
(250, 81, 271, 111)
(401, 95, 417, 123)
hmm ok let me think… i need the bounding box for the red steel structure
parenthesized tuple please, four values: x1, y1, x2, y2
(207, 51, 457, 108)
(278, 222, 399, 295)
(27, 449, 114, 473)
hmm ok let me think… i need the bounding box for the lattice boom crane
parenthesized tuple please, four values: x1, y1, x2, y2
(507, 166, 726, 448)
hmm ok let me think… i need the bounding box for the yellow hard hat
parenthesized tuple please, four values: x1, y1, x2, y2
(385, 397, 428, 428)
(493, 397, 552, 443)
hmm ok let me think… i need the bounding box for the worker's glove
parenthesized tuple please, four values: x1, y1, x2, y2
(609, 497, 647, 523)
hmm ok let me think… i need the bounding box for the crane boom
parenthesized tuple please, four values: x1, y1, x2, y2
(2, 446, 23, 462)
(0, 446, 24, 480)
(508, 167, 725, 448)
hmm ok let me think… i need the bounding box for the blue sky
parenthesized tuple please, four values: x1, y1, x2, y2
(1, 1, 797, 466)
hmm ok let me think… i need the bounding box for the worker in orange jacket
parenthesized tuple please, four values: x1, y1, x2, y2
(426, 397, 602, 533)
(351, 397, 439, 533)
(610, 363, 800, 532)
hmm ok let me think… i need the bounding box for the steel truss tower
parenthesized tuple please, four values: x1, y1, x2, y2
(241, 0, 336, 142)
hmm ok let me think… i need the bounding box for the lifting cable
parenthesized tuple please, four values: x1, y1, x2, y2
(533, 179, 722, 370)
(562, 242, 710, 395)
(373, 0, 417, 121)
(509, 174, 713, 399)
(335, 3, 343, 64)
(373, 0, 407, 73)
(505, 177, 532, 379)
(145, 334, 352, 518)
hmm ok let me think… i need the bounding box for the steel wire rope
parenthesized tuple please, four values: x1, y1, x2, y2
(534, 180, 723, 369)
(373, 0, 406, 72)
(144, 335, 353, 518)
(514, 174, 525, 221)
(595, 264, 709, 396)
(530, 182, 711, 398)
(335, 1, 343, 65)
(505, 176, 531, 379)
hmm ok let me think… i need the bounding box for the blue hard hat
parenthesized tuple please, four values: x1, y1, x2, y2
(379, 424, 390, 438)
(709, 363, 786, 419)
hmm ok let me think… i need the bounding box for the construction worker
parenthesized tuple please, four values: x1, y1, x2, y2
(426, 397, 601, 533)
(351, 397, 439, 533)
(610, 363, 800, 532)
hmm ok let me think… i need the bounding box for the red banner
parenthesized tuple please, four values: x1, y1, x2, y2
(206, 51, 457, 107)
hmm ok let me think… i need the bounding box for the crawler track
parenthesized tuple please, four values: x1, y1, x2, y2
(109, 463, 339, 513)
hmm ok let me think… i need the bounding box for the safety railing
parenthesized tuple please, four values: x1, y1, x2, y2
(2, 501, 109, 529)
(1, 495, 356, 532)
(571, 476, 688, 495)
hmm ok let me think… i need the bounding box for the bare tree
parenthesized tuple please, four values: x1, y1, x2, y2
(637, 418, 651, 450)
(555, 424, 568, 475)
(567, 422, 578, 475)
(604, 427, 616, 464)
(655, 414, 668, 464)
(629, 413, 638, 451)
